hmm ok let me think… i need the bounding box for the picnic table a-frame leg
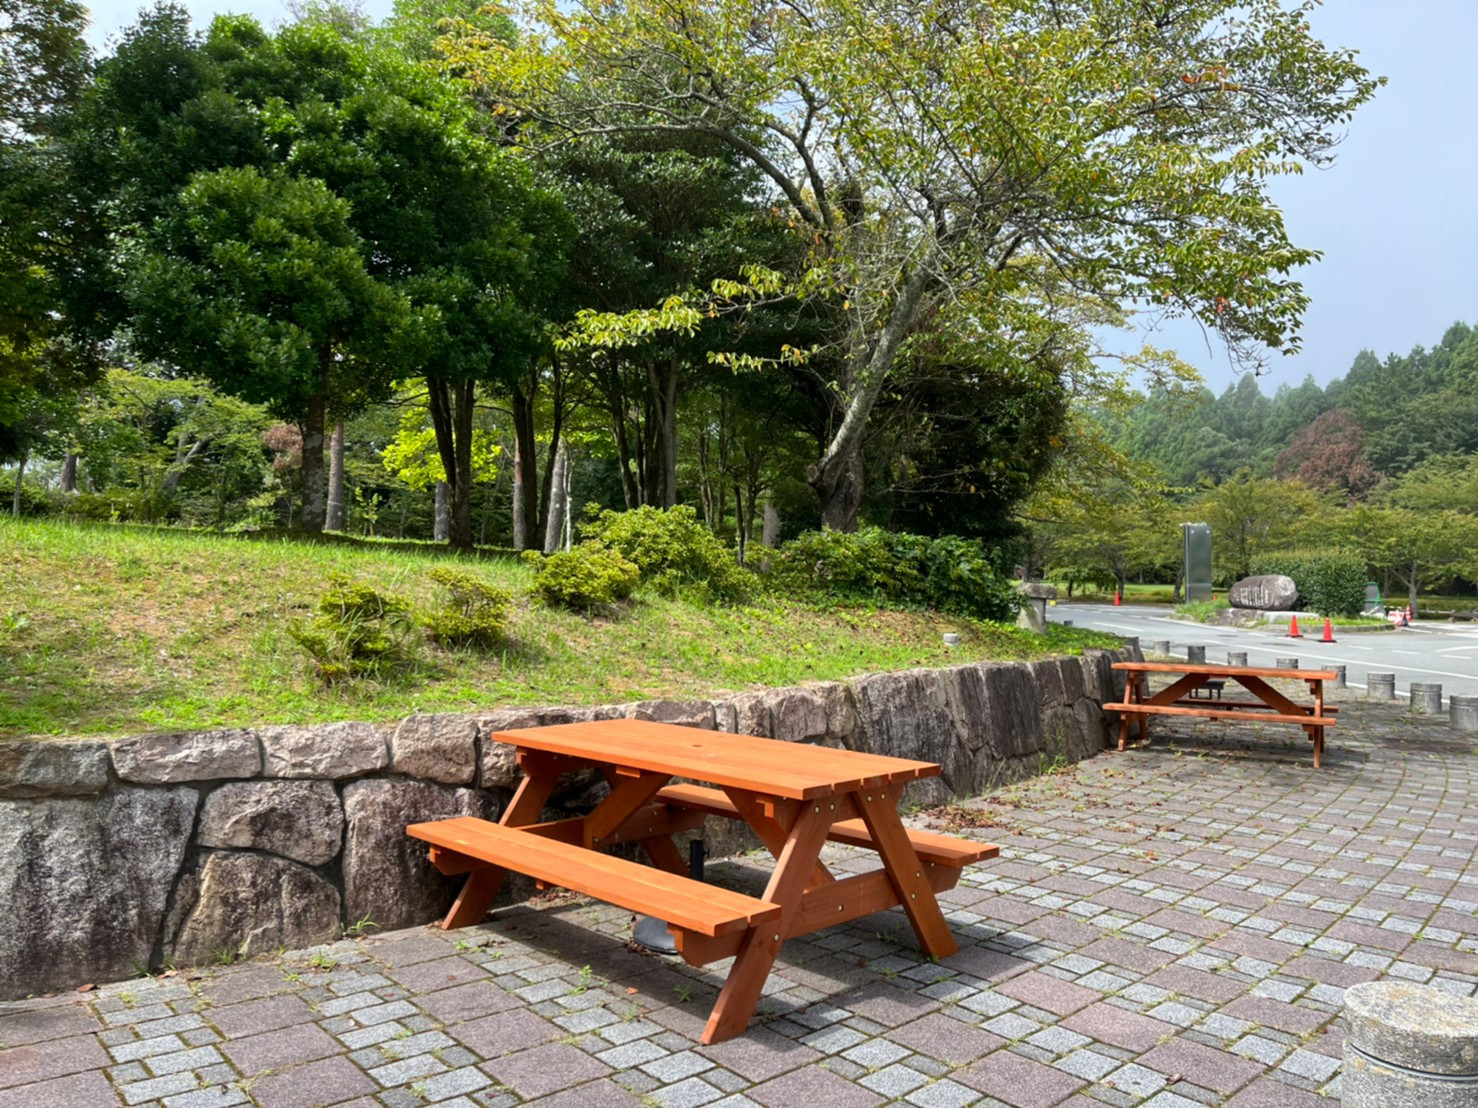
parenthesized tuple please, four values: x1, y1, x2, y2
(703, 801, 835, 1043)
(439, 752, 564, 929)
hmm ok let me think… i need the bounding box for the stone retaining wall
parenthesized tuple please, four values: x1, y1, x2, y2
(0, 645, 1139, 998)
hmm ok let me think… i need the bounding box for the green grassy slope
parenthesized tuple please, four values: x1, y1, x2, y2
(0, 519, 1119, 739)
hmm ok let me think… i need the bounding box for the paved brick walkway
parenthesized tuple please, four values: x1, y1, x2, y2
(3, 692, 1475, 1108)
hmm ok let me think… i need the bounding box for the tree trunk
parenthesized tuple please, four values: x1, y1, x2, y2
(1409, 568, 1419, 616)
(543, 442, 568, 554)
(511, 381, 538, 550)
(810, 443, 866, 531)
(434, 480, 449, 542)
(60, 453, 77, 494)
(762, 498, 780, 548)
(424, 375, 477, 550)
(11, 451, 26, 517)
(299, 389, 328, 532)
(325, 422, 346, 531)
(646, 358, 679, 508)
(535, 357, 569, 539)
(807, 253, 937, 530)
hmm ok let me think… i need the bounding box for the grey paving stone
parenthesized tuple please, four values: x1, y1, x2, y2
(249, 1055, 378, 1108)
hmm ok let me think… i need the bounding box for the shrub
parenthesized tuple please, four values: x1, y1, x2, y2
(532, 544, 641, 611)
(769, 527, 1019, 621)
(421, 568, 512, 648)
(919, 534, 1021, 621)
(579, 505, 753, 601)
(1250, 553, 1367, 617)
(288, 573, 417, 683)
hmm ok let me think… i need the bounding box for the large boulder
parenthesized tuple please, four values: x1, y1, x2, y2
(1229, 574, 1299, 611)
(723, 688, 828, 744)
(167, 852, 342, 965)
(341, 779, 494, 931)
(196, 780, 343, 866)
(0, 787, 196, 995)
(0, 740, 110, 798)
(111, 729, 261, 784)
(390, 715, 477, 785)
(260, 721, 388, 779)
(624, 700, 716, 729)
(848, 669, 968, 805)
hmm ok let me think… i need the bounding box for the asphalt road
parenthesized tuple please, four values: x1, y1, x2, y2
(1050, 602, 1478, 700)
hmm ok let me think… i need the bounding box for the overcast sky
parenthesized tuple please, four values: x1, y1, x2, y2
(82, 1, 1478, 393)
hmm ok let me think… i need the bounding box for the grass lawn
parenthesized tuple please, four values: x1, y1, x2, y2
(1, 518, 1121, 740)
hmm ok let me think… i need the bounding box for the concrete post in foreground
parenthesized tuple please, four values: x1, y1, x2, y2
(1342, 980, 1478, 1107)
(1451, 695, 1478, 733)
(1368, 673, 1396, 699)
(1409, 683, 1443, 714)
(1333, 665, 1347, 689)
(1186, 645, 1206, 664)
(1226, 651, 1247, 667)
(1153, 639, 1171, 657)
(1275, 657, 1299, 669)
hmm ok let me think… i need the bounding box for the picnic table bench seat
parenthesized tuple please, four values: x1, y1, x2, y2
(654, 783, 996, 870)
(1104, 702, 1340, 728)
(408, 816, 781, 938)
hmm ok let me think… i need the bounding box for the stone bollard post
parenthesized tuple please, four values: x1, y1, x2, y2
(1368, 673, 1396, 699)
(1342, 980, 1478, 1108)
(1451, 695, 1478, 732)
(1333, 665, 1347, 689)
(1410, 683, 1443, 714)
(1227, 651, 1248, 667)
(1276, 657, 1299, 669)
(1153, 639, 1171, 657)
(1186, 645, 1206, 664)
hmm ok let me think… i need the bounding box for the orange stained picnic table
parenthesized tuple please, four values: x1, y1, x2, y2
(1108, 660, 1339, 768)
(407, 719, 998, 1044)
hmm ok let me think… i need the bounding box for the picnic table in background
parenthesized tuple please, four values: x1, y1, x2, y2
(408, 719, 998, 1044)
(1107, 661, 1339, 768)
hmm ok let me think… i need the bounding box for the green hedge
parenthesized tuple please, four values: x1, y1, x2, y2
(768, 527, 1020, 621)
(1249, 552, 1367, 617)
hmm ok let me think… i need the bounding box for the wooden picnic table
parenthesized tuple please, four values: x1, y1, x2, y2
(1107, 661, 1338, 768)
(407, 719, 998, 1044)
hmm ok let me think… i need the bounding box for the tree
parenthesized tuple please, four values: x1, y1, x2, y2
(1272, 409, 1381, 501)
(1, 0, 96, 444)
(1194, 470, 1330, 582)
(123, 165, 402, 531)
(1342, 505, 1478, 615)
(465, 0, 1380, 527)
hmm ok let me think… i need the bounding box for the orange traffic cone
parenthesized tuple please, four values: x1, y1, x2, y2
(1114, 590, 1122, 606)
(1321, 618, 1336, 643)
(1288, 615, 1303, 638)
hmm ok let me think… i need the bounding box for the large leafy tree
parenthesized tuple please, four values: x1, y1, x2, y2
(1, 0, 94, 453)
(463, 0, 1381, 528)
(124, 165, 401, 529)
(70, 8, 556, 541)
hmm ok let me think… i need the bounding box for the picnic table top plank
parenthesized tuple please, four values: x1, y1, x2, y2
(489, 719, 940, 800)
(1113, 660, 1338, 681)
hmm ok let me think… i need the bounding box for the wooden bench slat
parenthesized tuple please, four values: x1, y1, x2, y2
(408, 817, 781, 937)
(1106, 703, 1336, 727)
(1173, 699, 1340, 714)
(655, 784, 998, 867)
